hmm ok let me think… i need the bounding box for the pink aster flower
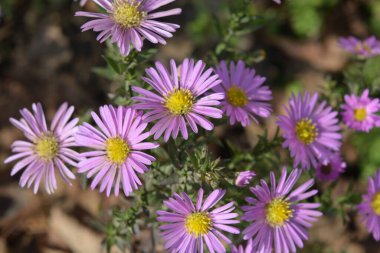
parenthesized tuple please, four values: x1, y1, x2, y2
(341, 89, 380, 132)
(315, 153, 346, 182)
(357, 169, 380, 241)
(277, 92, 342, 170)
(75, 105, 158, 197)
(213, 60, 272, 127)
(76, 0, 182, 56)
(132, 59, 224, 141)
(231, 239, 254, 253)
(242, 167, 322, 253)
(4, 103, 79, 194)
(339, 36, 380, 58)
(157, 188, 240, 253)
(235, 170, 256, 187)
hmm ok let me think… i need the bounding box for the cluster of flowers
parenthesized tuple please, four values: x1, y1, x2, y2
(5, 0, 380, 252)
(5, 56, 380, 251)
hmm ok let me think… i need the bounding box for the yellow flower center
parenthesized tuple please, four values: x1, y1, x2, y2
(295, 118, 318, 145)
(185, 212, 212, 237)
(266, 198, 293, 227)
(371, 193, 380, 215)
(165, 89, 194, 116)
(226, 86, 248, 107)
(113, 1, 146, 29)
(106, 137, 130, 164)
(354, 108, 367, 122)
(356, 42, 372, 54)
(36, 135, 59, 161)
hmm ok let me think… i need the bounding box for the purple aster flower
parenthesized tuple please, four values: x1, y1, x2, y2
(76, 0, 182, 56)
(341, 89, 380, 132)
(4, 103, 79, 194)
(231, 239, 254, 253)
(157, 188, 240, 253)
(315, 153, 346, 182)
(132, 59, 224, 141)
(213, 60, 272, 127)
(75, 105, 158, 197)
(339, 36, 380, 58)
(277, 92, 342, 170)
(235, 170, 256, 187)
(242, 167, 322, 253)
(357, 169, 380, 241)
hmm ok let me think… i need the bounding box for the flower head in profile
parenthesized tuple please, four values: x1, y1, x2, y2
(133, 59, 224, 141)
(4, 103, 79, 194)
(76, 0, 182, 56)
(235, 170, 256, 187)
(277, 92, 342, 169)
(75, 105, 158, 197)
(157, 188, 239, 253)
(273, 0, 281, 4)
(242, 167, 322, 252)
(357, 169, 380, 241)
(341, 89, 380, 132)
(214, 60, 272, 127)
(231, 239, 254, 253)
(339, 36, 380, 58)
(315, 153, 346, 182)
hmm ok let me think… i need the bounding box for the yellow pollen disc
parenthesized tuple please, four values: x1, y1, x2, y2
(165, 89, 194, 116)
(185, 212, 212, 237)
(295, 118, 318, 145)
(354, 108, 367, 122)
(113, 1, 146, 29)
(36, 135, 59, 160)
(371, 193, 380, 215)
(356, 43, 372, 54)
(106, 137, 130, 164)
(226, 86, 248, 107)
(266, 198, 293, 227)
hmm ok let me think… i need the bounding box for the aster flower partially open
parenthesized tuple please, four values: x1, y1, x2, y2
(4, 103, 79, 194)
(339, 36, 380, 58)
(357, 169, 380, 241)
(76, 0, 182, 56)
(214, 60, 272, 127)
(315, 153, 346, 182)
(341, 89, 380, 132)
(235, 170, 256, 187)
(132, 58, 224, 141)
(231, 239, 254, 253)
(242, 167, 322, 253)
(75, 105, 158, 197)
(157, 188, 239, 253)
(277, 92, 342, 170)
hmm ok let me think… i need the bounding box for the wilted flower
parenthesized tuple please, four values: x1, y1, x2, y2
(235, 170, 256, 187)
(157, 188, 239, 253)
(339, 36, 380, 58)
(214, 60, 272, 127)
(357, 169, 380, 241)
(277, 92, 342, 169)
(315, 153, 346, 182)
(4, 103, 79, 194)
(76, 0, 182, 55)
(242, 167, 322, 252)
(133, 59, 224, 141)
(341, 89, 380, 132)
(75, 105, 158, 197)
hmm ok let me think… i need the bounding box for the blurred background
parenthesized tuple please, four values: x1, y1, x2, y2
(1, 0, 380, 252)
